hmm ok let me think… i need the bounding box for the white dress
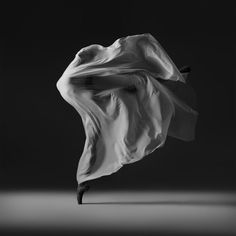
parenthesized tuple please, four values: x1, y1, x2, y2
(56, 33, 198, 185)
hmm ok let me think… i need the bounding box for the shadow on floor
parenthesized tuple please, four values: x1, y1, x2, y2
(85, 200, 236, 206)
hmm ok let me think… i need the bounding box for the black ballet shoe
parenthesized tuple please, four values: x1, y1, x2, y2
(77, 190, 84, 205)
(179, 65, 191, 73)
(77, 183, 90, 205)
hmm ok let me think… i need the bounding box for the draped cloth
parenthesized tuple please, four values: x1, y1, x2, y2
(56, 34, 198, 185)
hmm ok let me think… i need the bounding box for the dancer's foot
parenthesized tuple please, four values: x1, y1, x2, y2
(77, 182, 90, 205)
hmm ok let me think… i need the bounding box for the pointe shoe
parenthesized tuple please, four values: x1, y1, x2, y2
(77, 190, 84, 205)
(77, 184, 90, 205)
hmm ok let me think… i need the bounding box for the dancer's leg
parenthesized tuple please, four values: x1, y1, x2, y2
(77, 181, 90, 205)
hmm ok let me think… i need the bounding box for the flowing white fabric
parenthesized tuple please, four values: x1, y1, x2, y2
(56, 34, 198, 184)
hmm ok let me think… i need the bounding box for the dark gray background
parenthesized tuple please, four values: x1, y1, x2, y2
(1, 1, 235, 191)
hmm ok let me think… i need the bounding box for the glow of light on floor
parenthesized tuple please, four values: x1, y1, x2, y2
(0, 191, 235, 235)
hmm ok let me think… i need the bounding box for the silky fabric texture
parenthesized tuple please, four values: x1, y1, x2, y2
(56, 34, 198, 185)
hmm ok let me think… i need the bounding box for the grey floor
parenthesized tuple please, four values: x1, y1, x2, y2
(0, 190, 236, 236)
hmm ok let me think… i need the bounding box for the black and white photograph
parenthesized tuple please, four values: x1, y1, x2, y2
(1, 1, 235, 236)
